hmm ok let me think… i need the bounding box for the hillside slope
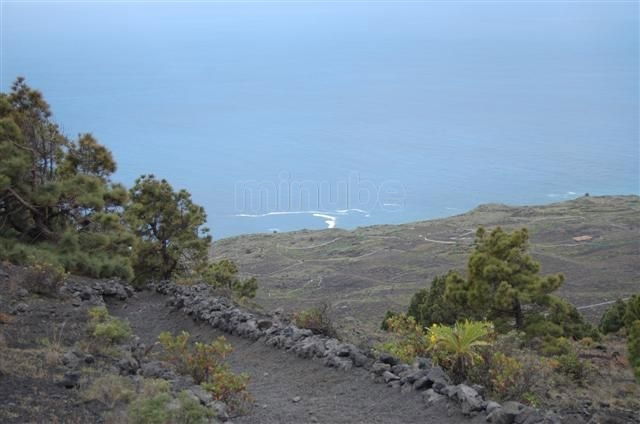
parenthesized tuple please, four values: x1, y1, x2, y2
(110, 291, 485, 424)
(212, 195, 639, 335)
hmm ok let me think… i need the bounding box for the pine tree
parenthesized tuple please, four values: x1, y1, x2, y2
(125, 175, 211, 282)
(0, 78, 134, 279)
(445, 227, 564, 330)
(407, 273, 465, 326)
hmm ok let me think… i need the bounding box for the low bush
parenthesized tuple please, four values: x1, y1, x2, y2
(380, 310, 398, 331)
(468, 332, 552, 402)
(201, 259, 258, 299)
(599, 299, 627, 334)
(83, 375, 135, 408)
(292, 303, 337, 338)
(128, 392, 172, 424)
(554, 352, 590, 383)
(428, 320, 494, 383)
(624, 295, 640, 329)
(87, 306, 131, 345)
(158, 331, 251, 413)
(406, 273, 464, 327)
(201, 370, 251, 413)
(628, 320, 640, 382)
(382, 315, 493, 383)
(380, 314, 430, 363)
(21, 262, 67, 297)
(158, 331, 232, 384)
(540, 336, 573, 356)
(171, 391, 214, 424)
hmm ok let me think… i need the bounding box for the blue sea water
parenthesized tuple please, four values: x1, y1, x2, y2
(1, 2, 638, 239)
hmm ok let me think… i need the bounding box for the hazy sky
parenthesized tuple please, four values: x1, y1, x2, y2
(2, 1, 638, 237)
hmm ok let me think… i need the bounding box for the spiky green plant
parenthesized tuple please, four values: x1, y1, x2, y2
(428, 320, 494, 382)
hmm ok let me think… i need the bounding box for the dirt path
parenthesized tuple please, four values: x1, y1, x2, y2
(109, 291, 481, 424)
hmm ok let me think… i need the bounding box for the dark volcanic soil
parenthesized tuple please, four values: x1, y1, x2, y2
(109, 291, 483, 424)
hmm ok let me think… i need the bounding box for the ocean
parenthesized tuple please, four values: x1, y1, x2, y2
(2, 2, 638, 239)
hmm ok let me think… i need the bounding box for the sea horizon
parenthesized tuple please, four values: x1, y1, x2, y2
(2, 2, 638, 239)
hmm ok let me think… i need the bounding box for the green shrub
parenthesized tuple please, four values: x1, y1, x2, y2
(93, 320, 132, 344)
(628, 320, 640, 382)
(523, 317, 564, 339)
(380, 313, 430, 363)
(380, 310, 398, 331)
(0, 237, 133, 281)
(540, 336, 573, 357)
(87, 306, 131, 345)
(201, 369, 251, 413)
(487, 352, 525, 399)
(201, 259, 258, 299)
(599, 299, 627, 334)
(524, 299, 600, 341)
(82, 375, 135, 408)
(128, 393, 171, 424)
(468, 332, 553, 402)
(88, 306, 109, 322)
(428, 320, 494, 383)
(140, 378, 171, 398)
(407, 273, 464, 327)
(293, 303, 336, 338)
(171, 391, 214, 424)
(624, 295, 640, 329)
(555, 352, 589, 383)
(158, 331, 251, 413)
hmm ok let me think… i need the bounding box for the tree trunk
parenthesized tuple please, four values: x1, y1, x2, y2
(513, 298, 524, 329)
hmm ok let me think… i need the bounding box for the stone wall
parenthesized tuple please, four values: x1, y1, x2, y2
(152, 281, 561, 424)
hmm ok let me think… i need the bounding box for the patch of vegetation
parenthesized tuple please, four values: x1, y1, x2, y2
(0, 78, 135, 280)
(380, 310, 398, 331)
(467, 331, 553, 402)
(406, 273, 465, 327)
(39, 323, 67, 366)
(427, 320, 493, 383)
(1, 78, 256, 291)
(293, 303, 337, 338)
(599, 299, 627, 334)
(540, 336, 573, 357)
(624, 295, 640, 329)
(83, 374, 135, 408)
(125, 174, 211, 283)
(201, 259, 258, 299)
(628, 320, 640, 382)
(554, 352, 590, 383)
(158, 331, 250, 413)
(87, 306, 131, 346)
(170, 391, 215, 424)
(401, 227, 599, 343)
(128, 392, 172, 424)
(382, 315, 492, 383)
(21, 262, 67, 297)
(380, 314, 430, 363)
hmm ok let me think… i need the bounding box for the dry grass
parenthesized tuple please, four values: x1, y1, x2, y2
(0, 347, 52, 379)
(82, 374, 135, 408)
(41, 321, 67, 366)
(0, 312, 14, 325)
